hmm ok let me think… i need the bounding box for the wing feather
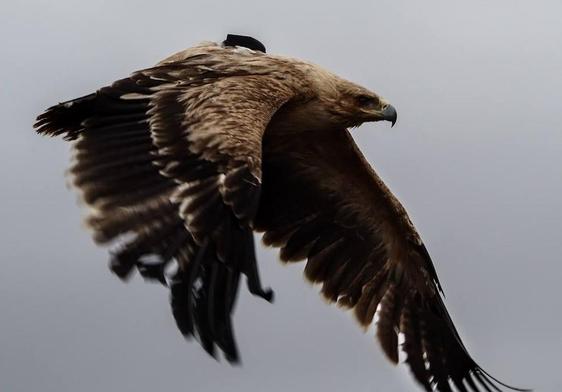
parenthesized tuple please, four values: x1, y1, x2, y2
(34, 44, 305, 362)
(255, 127, 526, 391)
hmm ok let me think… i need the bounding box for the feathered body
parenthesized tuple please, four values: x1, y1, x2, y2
(34, 36, 526, 392)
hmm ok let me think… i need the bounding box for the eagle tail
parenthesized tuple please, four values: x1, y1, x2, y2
(169, 217, 273, 363)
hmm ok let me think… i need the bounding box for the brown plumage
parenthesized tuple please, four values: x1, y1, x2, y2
(34, 35, 527, 392)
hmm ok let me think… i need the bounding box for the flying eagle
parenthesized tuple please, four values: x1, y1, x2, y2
(34, 35, 526, 392)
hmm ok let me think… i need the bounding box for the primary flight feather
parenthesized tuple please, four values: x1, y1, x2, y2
(34, 34, 527, 392)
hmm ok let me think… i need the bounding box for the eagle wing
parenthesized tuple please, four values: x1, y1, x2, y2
(255, 128, 524, 392)
(34, 44, 306, 361)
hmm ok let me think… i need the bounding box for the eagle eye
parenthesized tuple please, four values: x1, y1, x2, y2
(356, 95, 379, 108)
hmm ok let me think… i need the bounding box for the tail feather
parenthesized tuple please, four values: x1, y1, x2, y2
(169, 218, 270, 363)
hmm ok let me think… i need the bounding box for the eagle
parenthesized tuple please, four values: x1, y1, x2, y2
(34, 34, 526, 392)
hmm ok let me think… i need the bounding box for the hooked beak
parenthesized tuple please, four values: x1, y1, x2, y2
(381, 104, 397, 127)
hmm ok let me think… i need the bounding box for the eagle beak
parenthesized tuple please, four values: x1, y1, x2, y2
(381, 104, 397, 127)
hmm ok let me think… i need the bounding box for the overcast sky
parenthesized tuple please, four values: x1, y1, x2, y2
(2, 0, 561, 391)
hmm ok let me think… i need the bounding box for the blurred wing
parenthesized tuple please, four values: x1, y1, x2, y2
(34, 45, 303, 361)
(255, 128, 525, 392)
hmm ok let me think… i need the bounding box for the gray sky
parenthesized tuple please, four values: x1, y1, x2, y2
(2, 0, 561, 391)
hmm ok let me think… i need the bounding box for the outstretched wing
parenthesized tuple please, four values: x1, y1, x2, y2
(34, 44, 307, 362)
(255, 128, 526, 392)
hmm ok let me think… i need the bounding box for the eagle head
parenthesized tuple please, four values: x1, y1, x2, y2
(294, 66, 398, 130)
(336, 88, 397, 128)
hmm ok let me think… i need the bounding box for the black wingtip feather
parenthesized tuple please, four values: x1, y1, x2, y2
(242, 232, 274, 302)
(477, 368, 532, 392)
(109, 249, 139, 280)
(170, 271, 194, 337)
(137, 260, 169, 286)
